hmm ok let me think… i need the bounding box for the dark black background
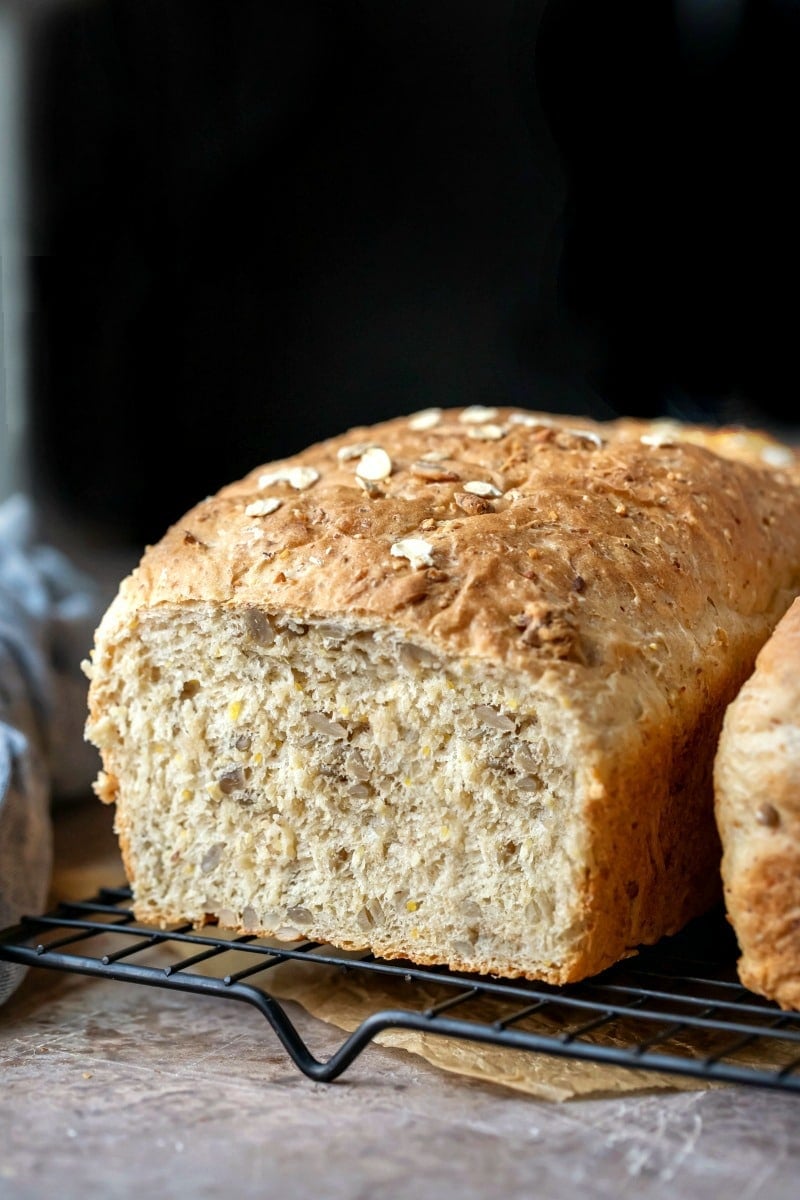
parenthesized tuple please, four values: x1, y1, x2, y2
(26, 0, 800, 547)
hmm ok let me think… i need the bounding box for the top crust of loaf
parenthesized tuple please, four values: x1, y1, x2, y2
(715, 596, 800, 1010)
(100, 408, 800, 688)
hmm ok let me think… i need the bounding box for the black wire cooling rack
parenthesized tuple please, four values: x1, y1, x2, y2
(2, 885, 800, 1093)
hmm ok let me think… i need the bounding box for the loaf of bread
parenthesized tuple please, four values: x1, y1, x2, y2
(714, 596, 800, 1011)
(84, 407, 800, 984)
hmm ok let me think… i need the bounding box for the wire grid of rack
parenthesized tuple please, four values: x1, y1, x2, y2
(1, 885, 800, 1093)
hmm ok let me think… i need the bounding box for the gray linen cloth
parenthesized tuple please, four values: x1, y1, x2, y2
(0, 494, 103, 1003)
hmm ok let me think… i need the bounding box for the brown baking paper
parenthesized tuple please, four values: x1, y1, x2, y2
(184, 941, 800, 1101)
(257, 954, 713, 1101)
(51, 800, 796, 1102)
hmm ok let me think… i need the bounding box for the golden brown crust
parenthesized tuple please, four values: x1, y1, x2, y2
(88, 407, 800, 982)
(106, 408, 800, 676)
(715, 596, 800, 1010)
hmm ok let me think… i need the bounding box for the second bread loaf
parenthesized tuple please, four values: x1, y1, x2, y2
(715, 596, 800, 1011)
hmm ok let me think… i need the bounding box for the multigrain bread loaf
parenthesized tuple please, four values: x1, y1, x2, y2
(714, 596, 800, 1011)
(84, 407, 800, 984)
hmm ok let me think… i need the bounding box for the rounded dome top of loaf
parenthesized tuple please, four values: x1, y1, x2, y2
(106, 407, 800, 681)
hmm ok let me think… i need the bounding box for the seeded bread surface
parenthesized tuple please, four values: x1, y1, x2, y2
(85, 407, 800, 983)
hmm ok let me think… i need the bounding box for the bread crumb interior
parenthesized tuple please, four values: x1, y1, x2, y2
(87, 604, 587, 976)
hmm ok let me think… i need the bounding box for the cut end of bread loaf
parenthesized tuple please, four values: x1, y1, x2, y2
(88, 604, 597, 982)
